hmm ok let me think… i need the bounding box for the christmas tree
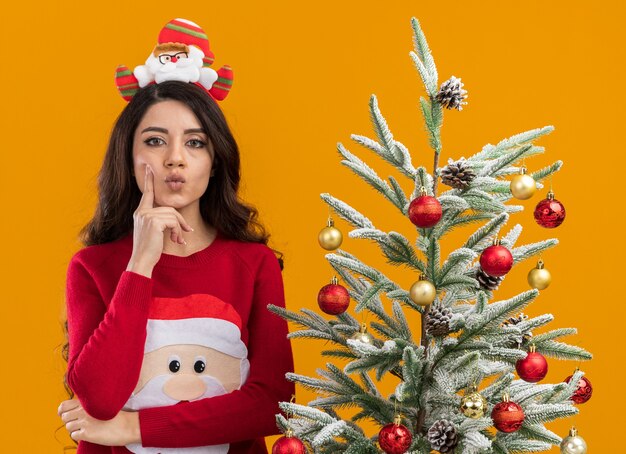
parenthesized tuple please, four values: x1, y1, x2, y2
(268, 17, 592, 454)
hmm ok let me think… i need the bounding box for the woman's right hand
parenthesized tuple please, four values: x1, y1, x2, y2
(126, 164, 194, 277)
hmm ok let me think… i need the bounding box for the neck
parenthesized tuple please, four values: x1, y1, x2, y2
(160, 202, 217, 256)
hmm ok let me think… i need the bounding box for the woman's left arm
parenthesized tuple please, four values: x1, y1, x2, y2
(137, 247, 295, 447)
(58, 398, 141, 445)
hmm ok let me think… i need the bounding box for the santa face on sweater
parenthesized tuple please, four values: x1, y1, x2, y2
(124, 344, 247, 410)
(122, 294, 251, 454)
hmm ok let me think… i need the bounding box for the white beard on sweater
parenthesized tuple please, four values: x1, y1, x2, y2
(122, 374, 229, 454)
(133, 45, 219, 91)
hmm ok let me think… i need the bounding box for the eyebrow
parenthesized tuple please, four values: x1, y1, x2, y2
(141, 126, 206, 135)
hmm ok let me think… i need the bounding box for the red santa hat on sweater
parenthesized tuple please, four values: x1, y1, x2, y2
(145, 294, 248, 359)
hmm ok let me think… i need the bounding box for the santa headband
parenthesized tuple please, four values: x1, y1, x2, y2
(114, 18, 233, 102)
(145, 293, 248, 358)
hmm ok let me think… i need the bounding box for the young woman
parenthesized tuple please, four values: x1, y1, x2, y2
(57, 80, 295, 453)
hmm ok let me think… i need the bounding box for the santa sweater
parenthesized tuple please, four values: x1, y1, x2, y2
(65, 229, 295, 453)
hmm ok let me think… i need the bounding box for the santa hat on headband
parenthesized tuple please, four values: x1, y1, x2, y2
(157, 18, 215, 67)
(145, 294, 248, 359)
(114, 18, 233, 102)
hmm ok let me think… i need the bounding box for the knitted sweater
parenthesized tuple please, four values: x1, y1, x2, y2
(65, 230, 295, 453)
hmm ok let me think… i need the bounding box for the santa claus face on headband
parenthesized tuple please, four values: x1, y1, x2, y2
(142, 43, 206, 85)
(115, 17, 230, 102)
(154, 43, 190, 64)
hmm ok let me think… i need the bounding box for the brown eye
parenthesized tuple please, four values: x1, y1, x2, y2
(188, 139, 206, 148)
(145, 137, 165, 146)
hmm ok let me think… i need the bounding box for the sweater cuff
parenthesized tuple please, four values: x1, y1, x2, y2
(137, 407, 172, 446)
(116, 270, 153, 312)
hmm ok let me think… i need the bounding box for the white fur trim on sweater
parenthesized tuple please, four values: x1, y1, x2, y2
(145, 318, 248, 358)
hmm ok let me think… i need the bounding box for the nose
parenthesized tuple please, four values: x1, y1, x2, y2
(163, 374, 206, 401)
(164, 142, 186, 168)
(171, 56, 178, 63)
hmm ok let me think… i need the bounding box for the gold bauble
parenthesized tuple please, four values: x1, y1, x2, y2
(527, 259, 552, 290)
(409, 274, 436, 306)
(350, 323, 374, 344)
(510, 167, 536, 200)
(560, 427, 587, 454)
(460, 385, 488, 419)
(318, 217, 343, 250)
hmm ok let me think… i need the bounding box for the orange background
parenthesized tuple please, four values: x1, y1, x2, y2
(0, 1, 622, 451)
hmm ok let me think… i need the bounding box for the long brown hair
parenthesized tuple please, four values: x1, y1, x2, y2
(59, 80, 284, 408)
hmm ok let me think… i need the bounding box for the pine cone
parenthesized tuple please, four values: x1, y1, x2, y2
(502, 313, 533, 347)
(427, 419, 458, 453)
(435, 76, 468, 110)
(425, 304, 452, 336)
(440, 157, 476, 189)
(476, 267, 504, 290)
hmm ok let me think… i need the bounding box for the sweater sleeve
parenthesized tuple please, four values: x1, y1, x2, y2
(66, 254, 153, 420)
(137, 248, 295, 447)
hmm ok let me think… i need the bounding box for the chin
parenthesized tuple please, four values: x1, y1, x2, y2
(155, 197, 186, 208)
(158, 194, 199, 209)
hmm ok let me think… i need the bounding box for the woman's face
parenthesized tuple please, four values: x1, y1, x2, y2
(132, 99, 214, 210)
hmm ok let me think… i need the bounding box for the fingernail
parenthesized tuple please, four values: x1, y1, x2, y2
(183, 240, 187, 245)
(189, 226, 194, 231)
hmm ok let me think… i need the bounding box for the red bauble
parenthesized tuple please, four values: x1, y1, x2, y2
(378, 419, 413, 454)
(408, 193, 442, 228)
(564, 374, 593, 404)
(534, 191, 566, 228)
(515, 349, 548, 383)
(491, 399, 525, 433)
(317, 277, 350, 315)
(272, 434, 306, 454)
(479, 243, 513, 277)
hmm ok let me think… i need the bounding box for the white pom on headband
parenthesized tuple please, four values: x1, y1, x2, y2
(114, 18, 233, 102)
